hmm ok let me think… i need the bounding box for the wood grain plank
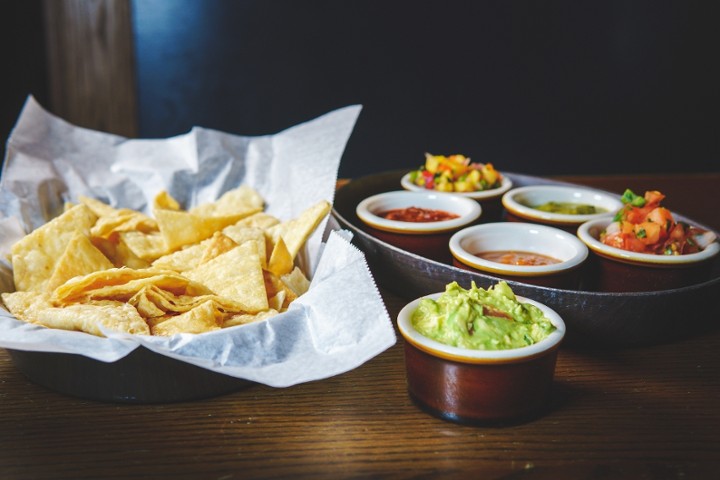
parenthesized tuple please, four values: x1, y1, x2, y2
(43, 0, 137, 137)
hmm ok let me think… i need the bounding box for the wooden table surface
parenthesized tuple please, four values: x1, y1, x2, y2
(1, 173, 718, 479)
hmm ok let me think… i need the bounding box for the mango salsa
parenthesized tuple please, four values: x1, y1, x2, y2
(407, 153, 503, 193)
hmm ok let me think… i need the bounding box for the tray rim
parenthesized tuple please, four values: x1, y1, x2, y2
(332, 169, 720, 346)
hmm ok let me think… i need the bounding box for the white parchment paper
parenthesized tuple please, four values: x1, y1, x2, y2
(0, 96, 396, 387)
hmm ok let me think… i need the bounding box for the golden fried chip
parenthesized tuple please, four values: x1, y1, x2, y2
(11, 204, 98, 292)
(151, 243, 204, 273)
(150, 230, 249, 273)
(128, 284, 249, 318)
(1, 291, 54, 324)
(263, 270, 298, 311)
(149, 300, 222, 336)
(112, 240, 152, 269)
(80, 195, 158, 238)
(153, 190, 181, 211)
(267, 236, 293, 277)
(35, 301, 150, 337)
(46, 232, 114, 292)
(281, 266, 311, 297)
(185, 241, 268, 313)
(199, 232, 238, 264)
(221, 226, 267, 268)
(267, 200, 331, 260)
(230, 212, 281, 230)
(190, 185, 264, 217)
(128, 286, 167, 318)
(223, 309, 279, 328)
(154, 208, 249, 252)
(118, 231, 169, 261)
(52, 267, 213, 305)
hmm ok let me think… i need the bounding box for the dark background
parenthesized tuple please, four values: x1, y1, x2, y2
(3, 0, 719, 178)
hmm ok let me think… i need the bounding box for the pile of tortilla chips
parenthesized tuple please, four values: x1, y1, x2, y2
(1, 185, 330, 337)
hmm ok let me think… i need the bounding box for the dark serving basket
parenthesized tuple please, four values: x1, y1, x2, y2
(332, 170, 720, 347)
(6, 347, 253, 403)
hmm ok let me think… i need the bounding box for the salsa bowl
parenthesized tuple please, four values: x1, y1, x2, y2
(397, 285, 566, 425)
(449, 222, 589, 289)
(502, 185, 622, 232)
(356, 190, 481, 263)
(577, 218, 720, 292)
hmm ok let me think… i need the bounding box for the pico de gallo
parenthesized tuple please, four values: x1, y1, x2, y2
(407, 153, 502, 193)
(600, 189, 716, 255)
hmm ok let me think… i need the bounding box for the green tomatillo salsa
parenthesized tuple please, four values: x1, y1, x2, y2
(411, 281, 556, 350)
(533, 201, 604, 215)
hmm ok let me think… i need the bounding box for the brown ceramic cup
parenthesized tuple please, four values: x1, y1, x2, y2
(397, 291, 566, 425)
(577, 218, 720, 292)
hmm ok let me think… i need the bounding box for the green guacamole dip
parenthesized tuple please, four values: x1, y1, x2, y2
(532, 201, 604, 215)
(411, 281, 556, 350)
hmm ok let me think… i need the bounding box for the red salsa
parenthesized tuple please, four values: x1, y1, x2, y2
(380, 206, 459, 222)
(474, 250, 561, 266)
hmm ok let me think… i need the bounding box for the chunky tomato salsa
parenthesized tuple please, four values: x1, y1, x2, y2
(380, 206, 460, 222)
(601, 189, 717, 255)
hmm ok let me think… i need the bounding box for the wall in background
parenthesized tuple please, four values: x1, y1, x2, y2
(1, 1, 48, 152)
(3, 1, 718, 179)
(132, 0, 719, 178)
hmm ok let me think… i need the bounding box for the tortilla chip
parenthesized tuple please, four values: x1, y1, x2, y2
(184, 241, 268, 313)
(223, 309, 279, 328)
(281, 266, 311, 297)
(35, 301, 150, 336)
(267, 236, 293, 277)
(190, 185, 264, 217)
(150, 300, 222, 336)
(80, 195, 158, 238)
(263, 270, 298, 311)
(199, 232, 238, 265)
(221, 226, 267, 268)
(119, 231, 169, 261)
(155, 208, 250, 252)
(267, 200, 330, 260)
(11, 204, 98, 292)
(230, 212, 281, 230)
(46, 232, 114, 292)
(52, 267, 213, 305)
(153, 190, 181, 211)
(1, 291, 54, 324)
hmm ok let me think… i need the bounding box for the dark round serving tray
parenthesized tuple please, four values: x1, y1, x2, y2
(7, 346, 253, 403)
(332, 170, 720, 347)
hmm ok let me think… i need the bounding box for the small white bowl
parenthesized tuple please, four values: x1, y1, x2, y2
(502, 185, 622, 229)
(356, 190, 482, 262)
(449, 222, 589, 289)
(398, 289, 566, 424)
(401, 172, 513, 201)
(356, 190, 481, 234)
(577, 218, 720, 292)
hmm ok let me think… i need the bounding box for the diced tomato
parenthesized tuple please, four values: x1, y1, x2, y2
(644, 190, 665, 208)
(646, 207, 674, 233)
(634, 221, 662, 246)
(623, 205, 653, 224)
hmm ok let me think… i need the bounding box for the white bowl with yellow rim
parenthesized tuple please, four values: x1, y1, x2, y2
(449, 222, 589, 289)
(356, 190, 482, 262)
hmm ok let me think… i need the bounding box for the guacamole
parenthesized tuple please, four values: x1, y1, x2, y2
(411, 281, 556, 350)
